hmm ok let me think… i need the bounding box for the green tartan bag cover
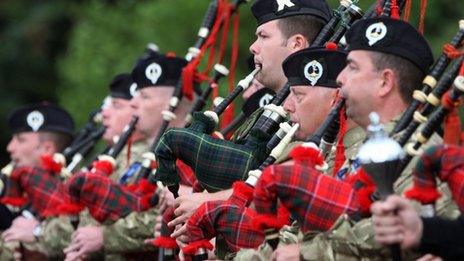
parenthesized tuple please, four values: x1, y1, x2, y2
(153, 113, 270, 192)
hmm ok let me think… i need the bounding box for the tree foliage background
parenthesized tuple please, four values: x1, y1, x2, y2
(0, 0, 462, 165)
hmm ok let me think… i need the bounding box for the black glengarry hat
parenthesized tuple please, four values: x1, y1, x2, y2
(8, 103, 75, 136)
(109, 73, 137, 100)
(131, 52, 188, 89)
(345, 17, 433, 74)
(283, 46, 347, 88)
(251, 0, 332, 26)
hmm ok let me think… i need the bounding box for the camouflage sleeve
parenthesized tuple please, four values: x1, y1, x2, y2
(36, 216, 74, 258)
(102, 208, 159, 253)
(299, 215, 421, 261)
(232, 221, 302, 260)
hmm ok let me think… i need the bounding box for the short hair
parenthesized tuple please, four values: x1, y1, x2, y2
(277, 15, 325, 44)
(369, 52, 424, 104)
(38, 131, 73, 152)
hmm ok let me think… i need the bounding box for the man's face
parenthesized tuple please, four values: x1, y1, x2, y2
(7, 132, 45, 167)
(283, 85, 336, 140)
(101, 97, 134, 143)
(337, 50, 381, 128)
(130, 87, 174, 139)
(249, 20, 292, 91)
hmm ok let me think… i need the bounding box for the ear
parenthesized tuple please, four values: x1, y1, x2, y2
(378, 68, 396, 97)
(287, 34, 309, 52)
(39, 140, 58, 155)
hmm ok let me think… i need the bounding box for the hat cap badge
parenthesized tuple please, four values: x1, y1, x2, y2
(276, 0, 295, 12)
(129, 83, 138, 97)
(26, 110, 45, 131)
(304, 60, 323, 86)
(259, 93, 274, 107)
(145, 62, 163, 85)
(366, 22, 387, 46)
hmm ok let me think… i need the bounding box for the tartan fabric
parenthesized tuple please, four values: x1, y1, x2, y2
(186, 199, 264, 253)
(0, 174, 26, 206)
(176, 159, 197, 187)
(253, 148, 360, 233)
(155, 127, 269, 192)
(9, 166, 66, 218)
(405, 144, 464, 211)
(65, 171, 157, 223)
(151, 206, 179, 249)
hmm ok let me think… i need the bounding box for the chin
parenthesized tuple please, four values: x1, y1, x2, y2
(295, 132, 307, 141)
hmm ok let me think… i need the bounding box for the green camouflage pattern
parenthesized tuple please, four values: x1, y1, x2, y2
(102, 207, 159, 254)
(326, 126, 366, 176)
(111, 139, 151, 183)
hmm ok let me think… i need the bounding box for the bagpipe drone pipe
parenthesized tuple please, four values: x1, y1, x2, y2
(400, 71, 464, 216)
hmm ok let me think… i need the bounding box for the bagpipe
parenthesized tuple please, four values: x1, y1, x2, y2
(152, 67, 266, 193)
(151, 0, 368, 197)
(177, 123, 299, 258)
(401, 74, 464, 212)
(0, 108, 107, 220)
(179, 96, 353, 258)
(54, 116, 148, 224)
(391, 20, 464, 135)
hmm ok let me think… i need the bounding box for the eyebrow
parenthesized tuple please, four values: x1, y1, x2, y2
(346, 57, 356, 65)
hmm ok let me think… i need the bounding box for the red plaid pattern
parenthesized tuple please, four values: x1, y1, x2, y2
(176, 159, 197, 187)
(0, 174, 26, 207)
(405, 144, 464, 211)
(9, 166, 66, 218)
(151, 206, 179, 249)
(254, 155, 360, 233)
(65, 172, 157, 223)
(186, 199, 264, 253)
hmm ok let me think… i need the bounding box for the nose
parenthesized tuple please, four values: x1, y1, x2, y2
(283, 93, 295, 114)
(7, 138, 15, 154)
(249, 39, 259, 56)
(130, 96, 140, 110)
(101, 107, 111, 119)
(336, 67, 347, 88)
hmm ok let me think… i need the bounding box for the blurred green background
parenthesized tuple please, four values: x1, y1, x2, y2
(0, 0, 462, 165)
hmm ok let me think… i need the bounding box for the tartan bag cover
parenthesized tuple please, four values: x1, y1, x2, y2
(185, 198, 264, 253)
(0, 173, 27, 207)
(155, 126, 269, 192)
(9, 165, 66, 218)
(65, 171, 157, 223)
(253, 146, 360, 233)
(405, 144, 464, 211)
